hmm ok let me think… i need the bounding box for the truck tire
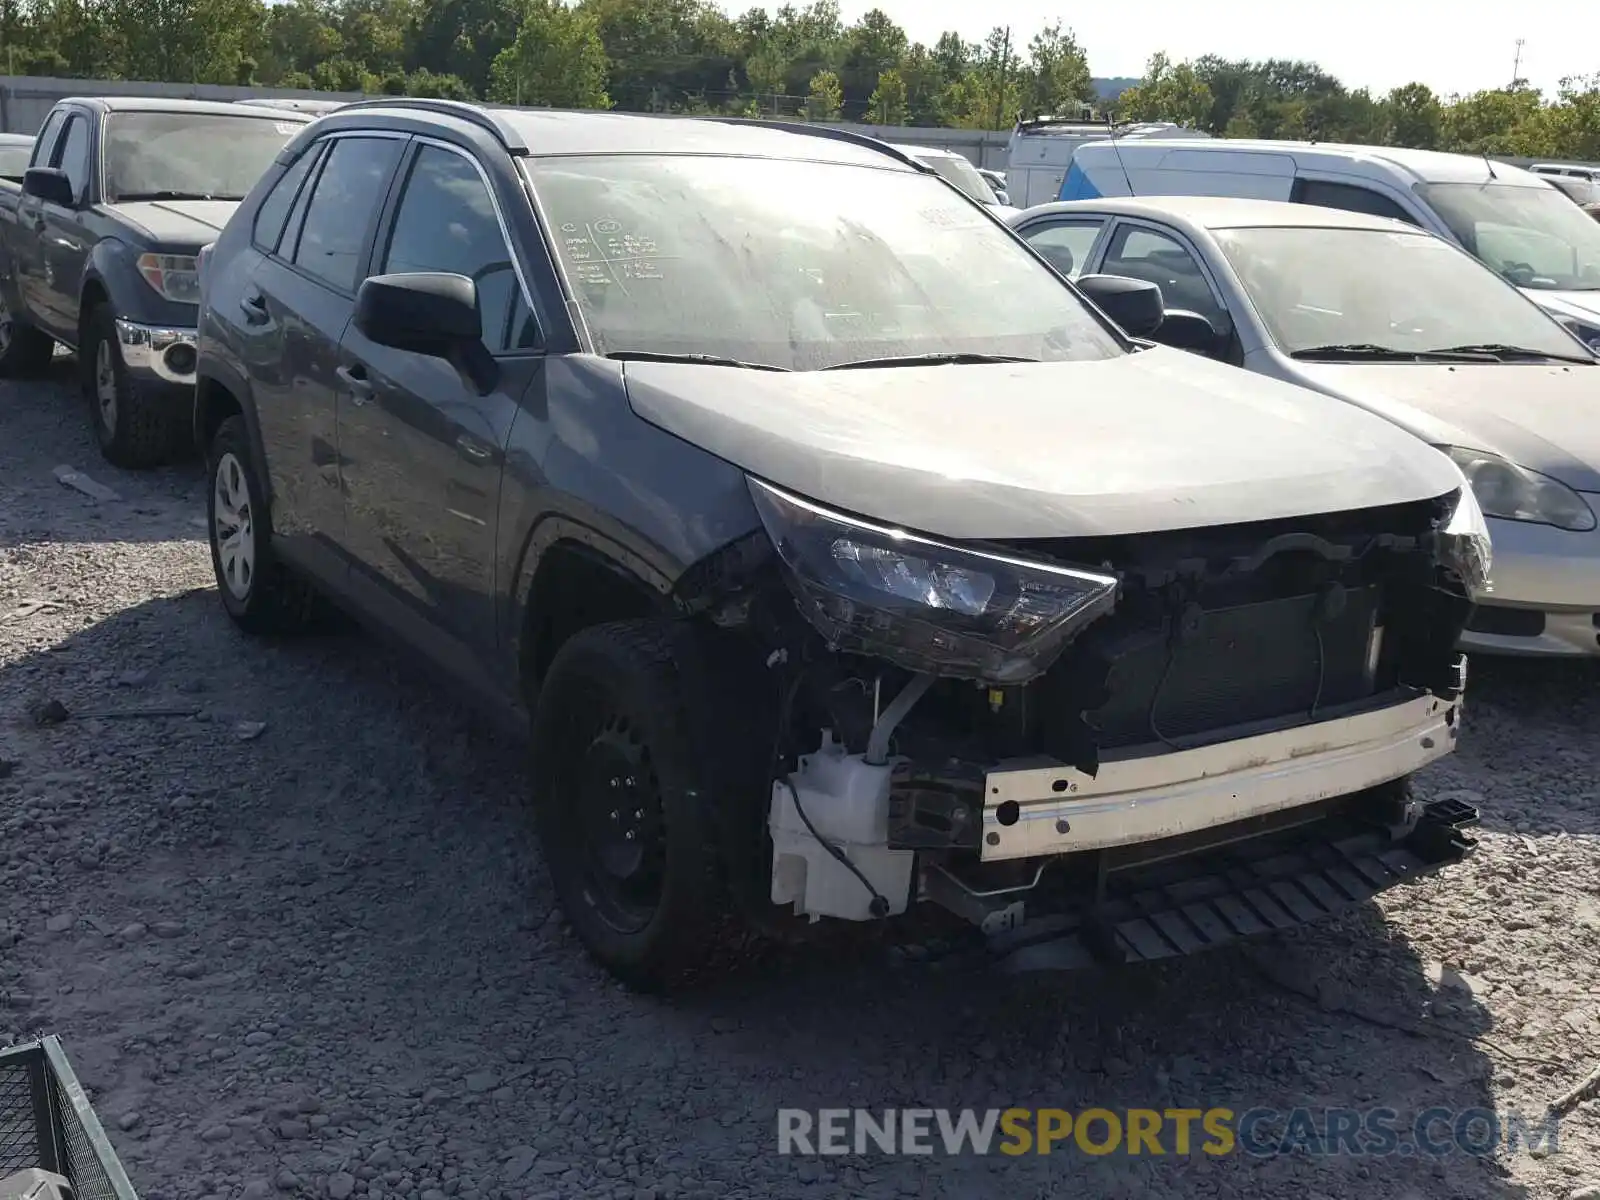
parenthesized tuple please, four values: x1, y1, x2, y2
(82, 302, 184, 468)
(0, 291, 55, 377)
(206, 415, 323, 635)
(530, 620, 729, 991)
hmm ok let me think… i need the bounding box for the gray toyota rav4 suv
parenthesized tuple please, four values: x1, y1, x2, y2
(194, 99, 1488, 990)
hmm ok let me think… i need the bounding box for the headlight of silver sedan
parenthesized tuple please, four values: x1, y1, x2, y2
(1441, 446, 1597, 533)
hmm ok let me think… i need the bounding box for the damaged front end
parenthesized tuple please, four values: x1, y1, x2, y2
(674, 476, 1491, 969)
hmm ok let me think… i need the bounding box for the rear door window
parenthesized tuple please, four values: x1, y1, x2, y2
(288, 136, 404, 293)
(253, 143, 324, 254)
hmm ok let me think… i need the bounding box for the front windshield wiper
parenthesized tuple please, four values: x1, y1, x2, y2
(1288, 343, 1501, 363)
(1421, 342, 1596, 365)
(822, 352, 1042, 370)
(112, 190, 245, 202)
(603, 350, 790, 372)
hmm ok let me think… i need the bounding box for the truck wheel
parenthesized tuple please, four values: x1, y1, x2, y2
(0, 292, 55, 377)
(530, 620, 727, 991)
(207, 415, 322, 635)
(82, 303, 183, 468)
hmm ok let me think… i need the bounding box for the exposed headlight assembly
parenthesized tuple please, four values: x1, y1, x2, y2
(1435, 480, 1494, 596)
(748, 478, 1119, 685)
(1441, 446, 1596, 532)
(137, 253, 201, 303)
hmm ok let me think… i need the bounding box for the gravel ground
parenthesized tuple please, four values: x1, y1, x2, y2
(3, 365, 1600, 1200)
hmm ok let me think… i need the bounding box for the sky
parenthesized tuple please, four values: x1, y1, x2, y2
(739, 0, 1600, 99)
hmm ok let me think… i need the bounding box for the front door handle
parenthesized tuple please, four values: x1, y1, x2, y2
(239, 290, 268, 325)
(336, 364, 373, 406)
(455, 433, 493, 463)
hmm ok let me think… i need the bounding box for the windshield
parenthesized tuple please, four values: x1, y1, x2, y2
(523, 155, 1123, 370)
(1418, 181, 1600, 291)
(1214, 225, 1588, 359)
(911, 152, 996, 205)
(103, 112, 306, 202)
(0, 142, 30, 181)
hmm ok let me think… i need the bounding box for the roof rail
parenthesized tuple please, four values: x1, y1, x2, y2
(329, 97, 528, 153)
(698, 117, 936, 175)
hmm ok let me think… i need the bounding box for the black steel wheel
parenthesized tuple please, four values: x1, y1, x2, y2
(531, 620, 726, 991)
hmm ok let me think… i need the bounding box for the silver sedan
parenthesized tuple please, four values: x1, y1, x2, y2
(1008, 195, 1600, 658)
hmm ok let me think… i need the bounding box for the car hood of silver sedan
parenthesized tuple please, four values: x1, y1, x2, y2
(622, 346, 1463, 541)
(1291, 360, 1600, 493)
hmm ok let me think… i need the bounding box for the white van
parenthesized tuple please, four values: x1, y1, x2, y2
(1062, 139, 1600, 341)
(1006, 118, 1209, 209)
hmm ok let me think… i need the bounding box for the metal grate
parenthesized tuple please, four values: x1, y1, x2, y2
(0, 1058, 44, 1178)
(0, 1039, 139, 1200)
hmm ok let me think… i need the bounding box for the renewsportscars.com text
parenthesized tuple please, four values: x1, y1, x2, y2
(776, 1107, 1561, 1159)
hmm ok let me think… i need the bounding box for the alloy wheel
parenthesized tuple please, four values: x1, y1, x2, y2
(213, 452, 256, 600)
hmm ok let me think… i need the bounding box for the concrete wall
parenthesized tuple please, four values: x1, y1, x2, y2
(0, 74, 1013, 165)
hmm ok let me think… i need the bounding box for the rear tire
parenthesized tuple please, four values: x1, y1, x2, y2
(530, 620, 730, 991)
(207, 415, 321, 636)
(0, 291, 55, 378)
(82, 303, 185, 468)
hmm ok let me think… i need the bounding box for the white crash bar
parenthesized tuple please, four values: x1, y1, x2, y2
(980, 693, 1457, 861)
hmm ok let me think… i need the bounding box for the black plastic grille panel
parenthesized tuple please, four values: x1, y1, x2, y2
(1086, 586, 1379, 748)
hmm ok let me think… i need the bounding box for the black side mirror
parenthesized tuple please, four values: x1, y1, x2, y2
(1153, 309, 1225, 356)
(353, 272, 497, 393)
(22, 167, 75, 207)
(1075, 273, 1165, 337)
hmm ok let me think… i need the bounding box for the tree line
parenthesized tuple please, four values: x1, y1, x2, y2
(1, 0, 1596, 158)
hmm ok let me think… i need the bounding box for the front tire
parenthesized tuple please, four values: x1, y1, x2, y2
(0, 291, 55, 377)
(82, 303, 184, 468)
(530, 621, 729, 991)
(207, 415, 320, 635)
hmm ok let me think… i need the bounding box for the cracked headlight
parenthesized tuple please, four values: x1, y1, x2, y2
(1441, 446, 1596, 532)
(749, 478, 1119, 685)
(1436, 480, 1494, 596)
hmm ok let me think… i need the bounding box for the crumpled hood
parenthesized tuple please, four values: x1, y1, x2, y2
(1291, 361, 1600, 494)
(622, 347, 1464, 541)
(108, 200, 240, 250)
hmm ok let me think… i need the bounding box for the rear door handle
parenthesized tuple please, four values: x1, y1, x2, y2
(336, 364, 373, 405)
(239, 290, 268, 325)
